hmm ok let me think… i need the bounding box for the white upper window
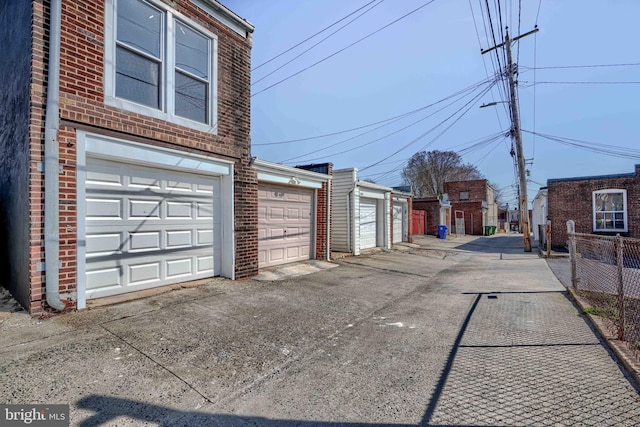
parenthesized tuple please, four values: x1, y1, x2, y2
(105, 0, 217, 133)
(592, 189, 627, 232)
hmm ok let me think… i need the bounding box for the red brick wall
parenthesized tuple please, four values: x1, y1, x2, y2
(444, 180, 490, 236)
(548, 166, 640, 248)
(315, 164, 333, 260)
(444, 179, 489, 203)
(412, 198, 441, 236)
(29, 0, 254, 314)
(450, 201, 484, 235)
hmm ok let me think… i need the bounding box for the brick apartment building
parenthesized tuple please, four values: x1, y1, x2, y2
(444, 179, 497, 236)
(547, 164, 640, 248)
(0, 0, 255, 314)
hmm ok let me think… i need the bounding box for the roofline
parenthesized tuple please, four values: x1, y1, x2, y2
(253, 158, 332, 182)
(357, 180, 393, 192)
(193, 0, 255, 36)
(548, 171, 636, 184)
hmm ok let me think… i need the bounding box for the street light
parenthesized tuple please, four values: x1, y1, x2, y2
(480, 101, 508, 108)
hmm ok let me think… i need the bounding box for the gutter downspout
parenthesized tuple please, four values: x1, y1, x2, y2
(326, 180, 331, 261)
(347, 188, 353, 254)
(44, 0, 65, 311)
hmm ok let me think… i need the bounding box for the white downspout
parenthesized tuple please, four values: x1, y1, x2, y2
(44, 0, 65, 311)
(347, 189, 353, 254)
(326, 180, 331, 261)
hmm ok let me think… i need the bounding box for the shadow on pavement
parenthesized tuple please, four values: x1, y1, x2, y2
(77, 394, 509, 426)
(73, 293, 489, 427)
(77, 395, 415, 427)
(453, 235, 538, 255)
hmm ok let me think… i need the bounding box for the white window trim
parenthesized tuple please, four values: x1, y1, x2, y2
(592, 189, 628, 232)
(104, 0, 218, 134)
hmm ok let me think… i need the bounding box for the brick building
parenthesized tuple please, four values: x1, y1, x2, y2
(547, 165, 640, 248)
(0, 0, 255, 314)
(412, 196, 451, 237)
(444, 179, 497, 235)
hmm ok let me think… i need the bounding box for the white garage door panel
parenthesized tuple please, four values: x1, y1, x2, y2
(393, 204, 404, 243)
(359, 198, 378, 249)
(85, 158, 221, 299)
(258, 184, 313, 268)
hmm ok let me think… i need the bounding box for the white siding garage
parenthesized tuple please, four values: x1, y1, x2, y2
(331, 168, 392, 255)
(258, 184, 313, 267)
(359, 198, 378, 249)
(76, 132, 235, 308)
(84, 159, 221, 299)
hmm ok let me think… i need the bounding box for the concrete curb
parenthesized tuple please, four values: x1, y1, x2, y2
(567, 287, 640, 388)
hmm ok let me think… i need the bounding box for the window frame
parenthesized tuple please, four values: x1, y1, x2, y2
(592, 189, 628, 232)
(459, 191, 469, 201)
(104, 0, 218, 134)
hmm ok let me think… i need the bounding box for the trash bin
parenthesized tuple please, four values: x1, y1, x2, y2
(490, 226, 496, 235)
(483, 226, 490, 236)
(437, 225, 448, 239)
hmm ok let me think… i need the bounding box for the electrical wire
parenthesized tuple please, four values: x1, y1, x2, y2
(279, 78, 496, 163)
(251, 0, 384, 87)
(254, 76, 494, 146)
(523, 62, 640, 70)
(521, 130, 640, 159)
(251, 0, 437, 97)
(520, 80, 640, 87)
(358, 80, 498, 172)
(251, 0, 380, 72)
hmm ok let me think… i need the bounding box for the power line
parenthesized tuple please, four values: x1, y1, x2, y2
(254, 77, 493, 146)
(359, 79, 498, 172)
(251, 0, 384, 87)
(282, 80, 487, 163)
(251, 0, 437, 97)
(520, 80, 640, 87)
(521, 130, 640, 159)
(535, 0, 542, 25)
(251, 0, 380, 72)
(522, 62, 640, 70)
(361, 130, 508, 183)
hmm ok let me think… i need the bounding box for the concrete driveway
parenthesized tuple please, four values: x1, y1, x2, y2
(1, 234, 639, 426)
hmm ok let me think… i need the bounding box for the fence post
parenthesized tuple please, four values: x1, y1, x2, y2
(546, 220, 552, 258)
(615, 234, 625, 341)
(567, 220, 577, 290)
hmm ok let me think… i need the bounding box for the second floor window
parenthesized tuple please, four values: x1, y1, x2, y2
(106, 0, 217, 132)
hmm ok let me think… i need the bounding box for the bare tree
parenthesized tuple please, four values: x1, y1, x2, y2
(402, 150, 483, 197)
(489, 181, 504, 205)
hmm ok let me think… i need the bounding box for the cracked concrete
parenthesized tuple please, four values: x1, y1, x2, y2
(1, 234, 639, 426)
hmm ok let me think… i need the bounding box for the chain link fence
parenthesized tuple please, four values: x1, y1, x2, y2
(568, 222, 640, 361)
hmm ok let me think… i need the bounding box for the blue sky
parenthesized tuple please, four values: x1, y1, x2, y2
(221, 0, 640, 206)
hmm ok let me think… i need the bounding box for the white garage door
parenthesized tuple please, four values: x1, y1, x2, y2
(393, 204, 404, 243)
(359, 198, 378, 249)
(258, 184, 313, 268)
(84, 158, 221, 299)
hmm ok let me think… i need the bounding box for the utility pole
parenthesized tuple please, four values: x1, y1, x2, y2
(482, 27, 537, 252)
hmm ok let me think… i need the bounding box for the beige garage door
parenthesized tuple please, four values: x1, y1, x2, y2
(84, 158, 221, 300)
(258, 184, 313, 268)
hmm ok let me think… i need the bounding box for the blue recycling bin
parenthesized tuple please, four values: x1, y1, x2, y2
(437, 225, 448, 239)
